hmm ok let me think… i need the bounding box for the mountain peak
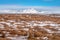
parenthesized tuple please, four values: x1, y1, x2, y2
(22, 8, 39, 13)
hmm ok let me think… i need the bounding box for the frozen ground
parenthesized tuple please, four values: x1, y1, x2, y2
(0, 14, 60, 40)
(12, 36, 27, 40)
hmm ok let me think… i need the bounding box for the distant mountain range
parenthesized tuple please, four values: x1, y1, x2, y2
(0, 8, 60, 14)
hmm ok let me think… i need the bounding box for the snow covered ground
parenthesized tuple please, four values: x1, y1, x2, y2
(0, 14, 60, 40)
(12, 36, 28, 40)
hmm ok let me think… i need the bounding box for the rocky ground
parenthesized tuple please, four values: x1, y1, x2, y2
(0, 14, 60, 40)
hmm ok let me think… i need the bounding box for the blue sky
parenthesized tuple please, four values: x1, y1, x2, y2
(0, 0, 60, 6)
(0, 0, 60, 13)
(0, 0, 60, 12)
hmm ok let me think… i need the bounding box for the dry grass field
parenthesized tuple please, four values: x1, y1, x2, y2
(0, 14, 60, 40)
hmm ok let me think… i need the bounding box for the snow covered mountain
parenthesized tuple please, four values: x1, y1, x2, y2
(0, 8, 39, 13)
(0, 8, 60, 14)
(22, 8, 39, 13)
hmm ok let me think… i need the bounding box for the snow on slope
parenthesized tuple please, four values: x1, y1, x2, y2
(22, 8, 39, 13)
(0, 8, 55, 14)
(0, 8, 39, 13)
